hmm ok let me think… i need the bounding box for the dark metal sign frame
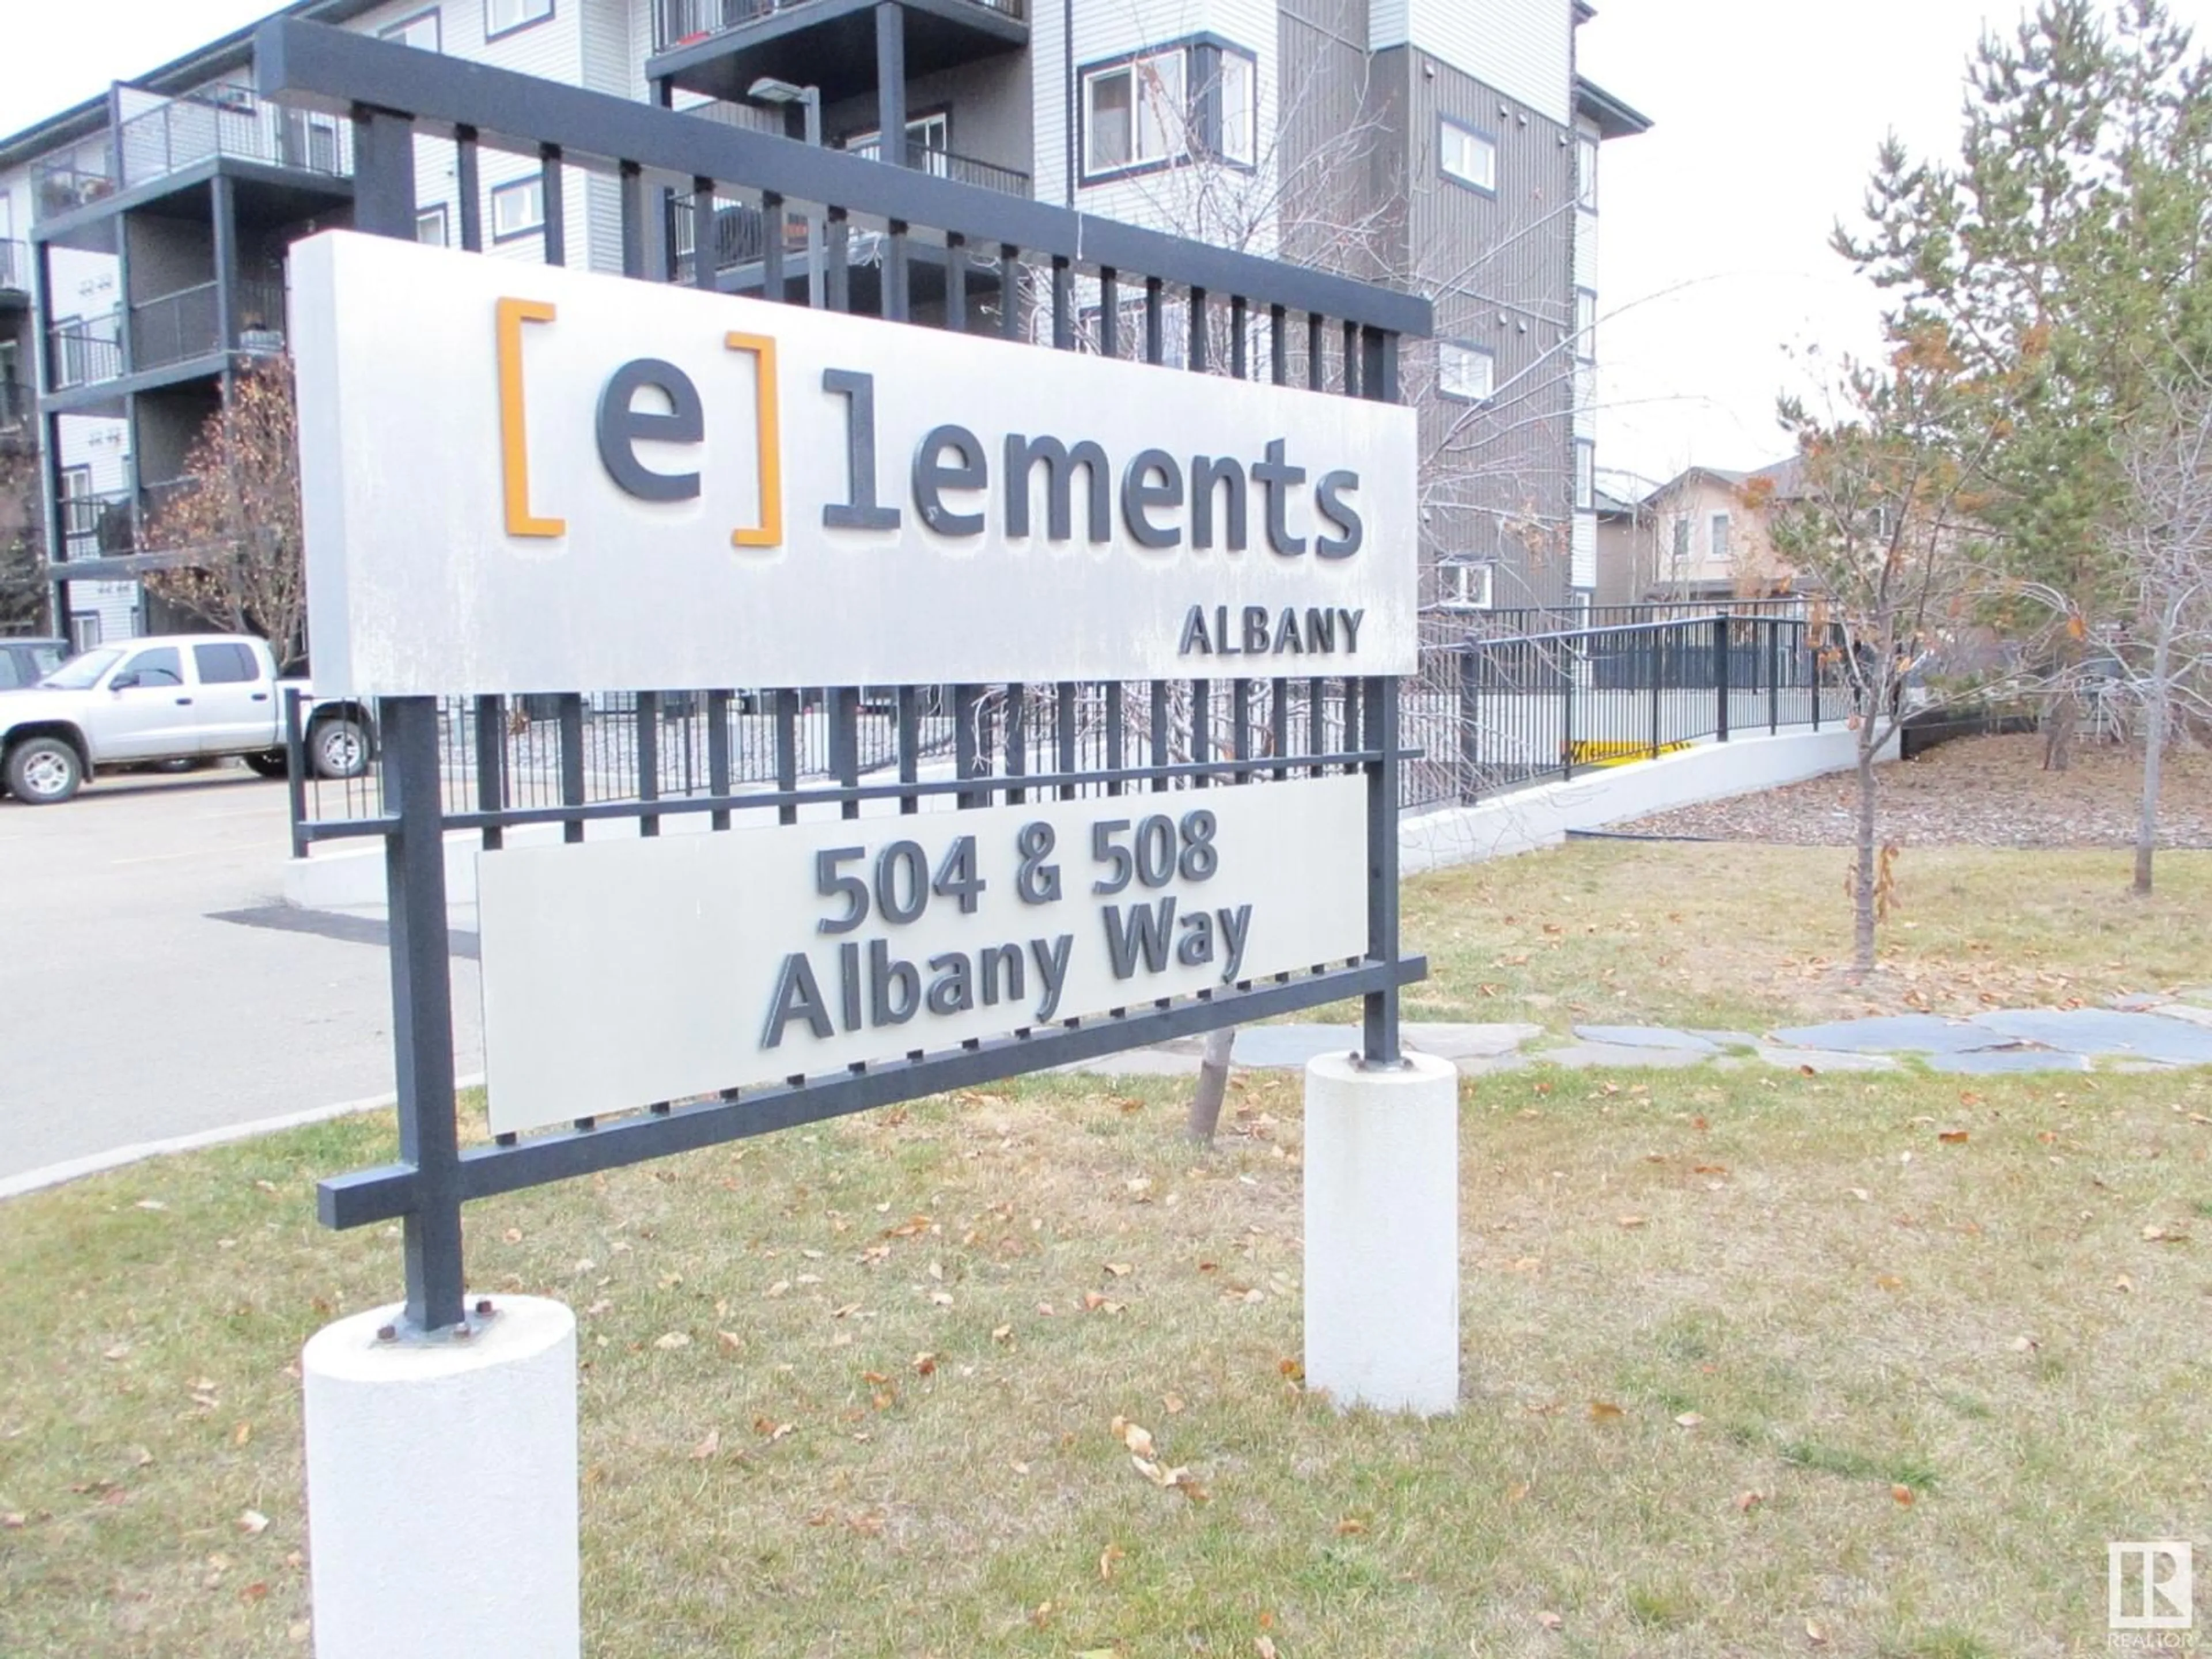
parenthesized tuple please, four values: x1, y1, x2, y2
(257, 21, 1430, 1335)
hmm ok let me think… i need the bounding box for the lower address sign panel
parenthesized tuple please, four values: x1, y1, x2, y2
(478, 774, 1369, 1137)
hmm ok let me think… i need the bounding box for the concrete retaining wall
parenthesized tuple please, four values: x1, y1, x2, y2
(1400, 725, 1888, 873)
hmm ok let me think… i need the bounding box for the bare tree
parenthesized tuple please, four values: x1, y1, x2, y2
(144, 357, 308, 666)
(1771, 325, 1998, 977)
(0, 447, 49, 634)
(2115, 360, 2212, 894)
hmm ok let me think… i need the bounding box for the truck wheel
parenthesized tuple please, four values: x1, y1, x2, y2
(243, 749, 290, 779)
(309, 717, 371, 781)
(6, 737, 84, 805)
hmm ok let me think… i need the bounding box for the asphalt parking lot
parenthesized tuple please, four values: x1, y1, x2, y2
(0, 764, 481, 1185)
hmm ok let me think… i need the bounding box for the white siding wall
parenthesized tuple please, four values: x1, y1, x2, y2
(1044, 0, 1279, 252)
(58, 411, 138, 643)
(580, 0, 634, 272)
(1570, 510, 1595, 589)
(341, 0, 596, 268)
(0, 165, 28, 262)
(1378, 0, 1571, 127)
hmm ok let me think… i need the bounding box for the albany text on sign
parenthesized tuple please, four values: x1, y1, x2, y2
(291, 232, 1419, 696)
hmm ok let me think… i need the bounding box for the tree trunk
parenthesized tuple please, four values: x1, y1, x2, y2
(2136, 618, 2172, 896)
(1187, 1027, 1237, 1145)
(1851, 737, 1879, 978)
(2042, 673, 2078, 771)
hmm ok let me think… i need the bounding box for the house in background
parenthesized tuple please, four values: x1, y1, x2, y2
(1594, 457, 1805, 607)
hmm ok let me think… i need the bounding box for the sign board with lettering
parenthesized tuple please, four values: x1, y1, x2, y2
(290, 231, 1419, 696)
(478, 778, 1366, 1137)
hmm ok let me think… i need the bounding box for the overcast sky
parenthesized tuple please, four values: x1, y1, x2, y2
(5, 1, 2206, 490)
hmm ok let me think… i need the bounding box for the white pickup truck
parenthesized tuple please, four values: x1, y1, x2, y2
(0, 634, 374, 805)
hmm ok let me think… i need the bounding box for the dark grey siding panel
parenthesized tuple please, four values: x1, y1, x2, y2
(1408, 51, 1575, 609)
(1277, 0, 1397, 291)
(1275, 16, 1574, 612)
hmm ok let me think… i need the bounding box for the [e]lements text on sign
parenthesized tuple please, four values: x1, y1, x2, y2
(476, 777, 1369, 1138)
(290, 231, 1419, 695)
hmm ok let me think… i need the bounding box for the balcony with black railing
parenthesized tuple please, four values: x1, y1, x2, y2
(668, 143, 1028, 285)
(656, 0, 1024, 52)
(650, 0, 1026, 105)
(46, 278, 287, 393)
(33, 86, 353, 224)
(48, 313, 125, 392)
(59, 488, 136, 563)
(130, 278, 289, 374)
(847, 136, 1029, 196)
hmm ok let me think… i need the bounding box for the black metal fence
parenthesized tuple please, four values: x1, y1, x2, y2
(1433, 614, 1850, 802)
(289, 680, 1385, 854)
(255, 18, 1428, 1334)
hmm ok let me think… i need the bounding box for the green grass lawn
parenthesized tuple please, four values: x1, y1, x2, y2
(4, 842, 2210, 1656)
(1403, 842, 2212, 1033)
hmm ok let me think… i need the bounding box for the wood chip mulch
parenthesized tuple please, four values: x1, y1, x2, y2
(1611, 733, 2212, 848)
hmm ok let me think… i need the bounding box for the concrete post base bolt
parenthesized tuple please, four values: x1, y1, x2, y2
(302, 1296, 579, 1659)
(1302, 1051, 1460, 1415)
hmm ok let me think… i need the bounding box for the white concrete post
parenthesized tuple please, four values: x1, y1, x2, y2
(1302, 1050, 1460, 1415)
(301, 1296, 579, 1659)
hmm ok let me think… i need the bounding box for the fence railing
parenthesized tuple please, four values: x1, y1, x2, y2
(47, 313, 124, 391)
(116, 85, 353, 189)
(32, 160, 117, 221)
(848, 137, 1031, 196)
(128, 276, 289, 372)
(288, 680, 1388, 850)
(60, 488, 135, 562)
(1425, 615, 1850, 806)
(654, 0, 1024, 52)
(1456, 597, 1812, 639)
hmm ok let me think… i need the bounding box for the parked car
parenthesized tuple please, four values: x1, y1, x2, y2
(0, 636, 67, 692)
(0, 634, 374, 805)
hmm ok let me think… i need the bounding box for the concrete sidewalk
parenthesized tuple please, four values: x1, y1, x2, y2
(1059, 994, 2212, 1079)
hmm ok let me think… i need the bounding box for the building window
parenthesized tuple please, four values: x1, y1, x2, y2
(118, 645, 184, 688)
(1671, 517, 1691, 566)
(1574, 289, 1596, 362)
(485, 0, 553, 39)
(1574, 441, 1595, 512)
(416, 205, 450, 246)
(1215, 50, 1256, 166)
(1710, 512, 1731, 561)
(1438, 341, 1494, 402)
(194, 642, 259, 684)
(1440, 118, 1498, 194)
(380, 8, 442, 50)
(490, 176, 544, 243)
(1437, 559, 1495, 611)
(1578, 133, 1599, 210)
(1079, 38, 1256, 184)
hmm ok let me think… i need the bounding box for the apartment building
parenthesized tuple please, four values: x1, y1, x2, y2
(0, 0, 1643, 647)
